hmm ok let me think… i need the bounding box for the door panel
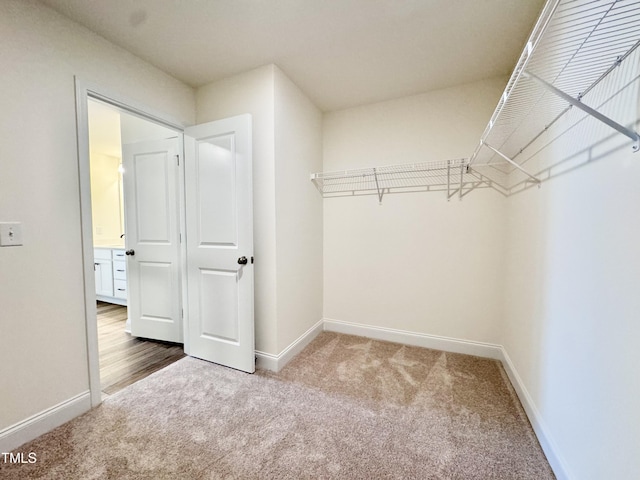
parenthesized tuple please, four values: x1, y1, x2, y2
(196, 135, 237, 245)
(132, 153, 171, 243)
(123, 137, 183, 343)
(184, 114, 254, 373)
(138, 262, 173, 318)
(199, 268, 239, 342)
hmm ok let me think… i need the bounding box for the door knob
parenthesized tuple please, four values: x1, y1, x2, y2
(125, 249, 135, 256)
(237, 256, 248, 265)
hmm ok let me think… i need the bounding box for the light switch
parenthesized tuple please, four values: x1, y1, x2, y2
(0, 222, 23, 246)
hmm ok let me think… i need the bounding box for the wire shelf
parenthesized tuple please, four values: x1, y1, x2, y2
(311, 159, 504, 201)
(470, 0, 640, 192)
(311, 0, 640, 201)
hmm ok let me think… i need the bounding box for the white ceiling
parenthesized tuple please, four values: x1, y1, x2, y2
(41, 0, 545, 112)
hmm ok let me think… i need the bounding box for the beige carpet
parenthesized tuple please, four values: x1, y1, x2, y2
(1, 332, 555, 479)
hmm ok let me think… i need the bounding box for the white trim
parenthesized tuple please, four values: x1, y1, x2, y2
(74, 77, 187, 408)
(499, 347, 572, 480)
(255, 351, 279, 372)
(255, 319, 324, 372)
(74, 77, 102, 408)
(323, 317, 503, 359)
(0, 391, 91, 452)
(75, 78, 187, 132)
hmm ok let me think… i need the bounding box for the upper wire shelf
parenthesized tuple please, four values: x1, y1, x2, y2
(311, 0, 640, 201)
(469, 0, 640, 193)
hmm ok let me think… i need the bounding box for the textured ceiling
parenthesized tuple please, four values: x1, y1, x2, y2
(40, 0, 545, 111)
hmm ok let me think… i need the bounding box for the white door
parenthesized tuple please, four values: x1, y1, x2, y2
(122, 137, 183, 343)
(184, 114, 254, 373)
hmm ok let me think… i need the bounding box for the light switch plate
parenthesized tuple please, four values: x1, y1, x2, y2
(0, 222, 23, 246)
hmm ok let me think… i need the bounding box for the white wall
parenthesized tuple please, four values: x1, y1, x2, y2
(323, 78, 507, 344)
(502, 49, 640, 479)
(89, 152, 123, 246)
(273, 66, 323, 352)
(196, 65, 278, 355)
(0, 0, 194, 431)
(88, 100, 124, 246)
(196, 65, 324, 357)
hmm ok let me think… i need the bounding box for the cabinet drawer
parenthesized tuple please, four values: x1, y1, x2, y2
(113, 279, 127, 299)
(113, 260, 127, 280)
(94, 248, 112, 260)
(112, 249, 127, 261)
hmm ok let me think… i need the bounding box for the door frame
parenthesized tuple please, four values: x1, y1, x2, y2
(74, 77, 189, 407)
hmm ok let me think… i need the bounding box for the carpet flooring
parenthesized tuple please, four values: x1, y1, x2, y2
(1, 332, 555, 479)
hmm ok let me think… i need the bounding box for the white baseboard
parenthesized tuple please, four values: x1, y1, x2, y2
(0, 391, 91, 452)
(323, 318, 503, 359)
(256, 318, 324, 372)
(499, 347, 572, 480)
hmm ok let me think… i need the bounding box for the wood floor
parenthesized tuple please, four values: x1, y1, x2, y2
(97, 301, 185, 396)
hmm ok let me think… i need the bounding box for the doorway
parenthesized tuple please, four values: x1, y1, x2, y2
(87, 98, 185, 397)
(76, 80, 256, 408)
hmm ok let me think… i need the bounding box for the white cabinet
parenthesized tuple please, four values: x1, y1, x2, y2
(94, 248, 127, 306)
(94, 259, 114, 297)
(94, 248, 113, 297)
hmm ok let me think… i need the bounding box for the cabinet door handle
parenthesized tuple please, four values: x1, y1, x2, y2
(116, 269, 125, 272)
(117, 288, 126, 292)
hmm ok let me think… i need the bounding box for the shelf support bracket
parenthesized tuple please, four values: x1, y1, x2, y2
(524, 71, 640, 153)
(373, 168, 384, 204)
(482, 141, 541, 185)
(447, 161, 452, 201)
